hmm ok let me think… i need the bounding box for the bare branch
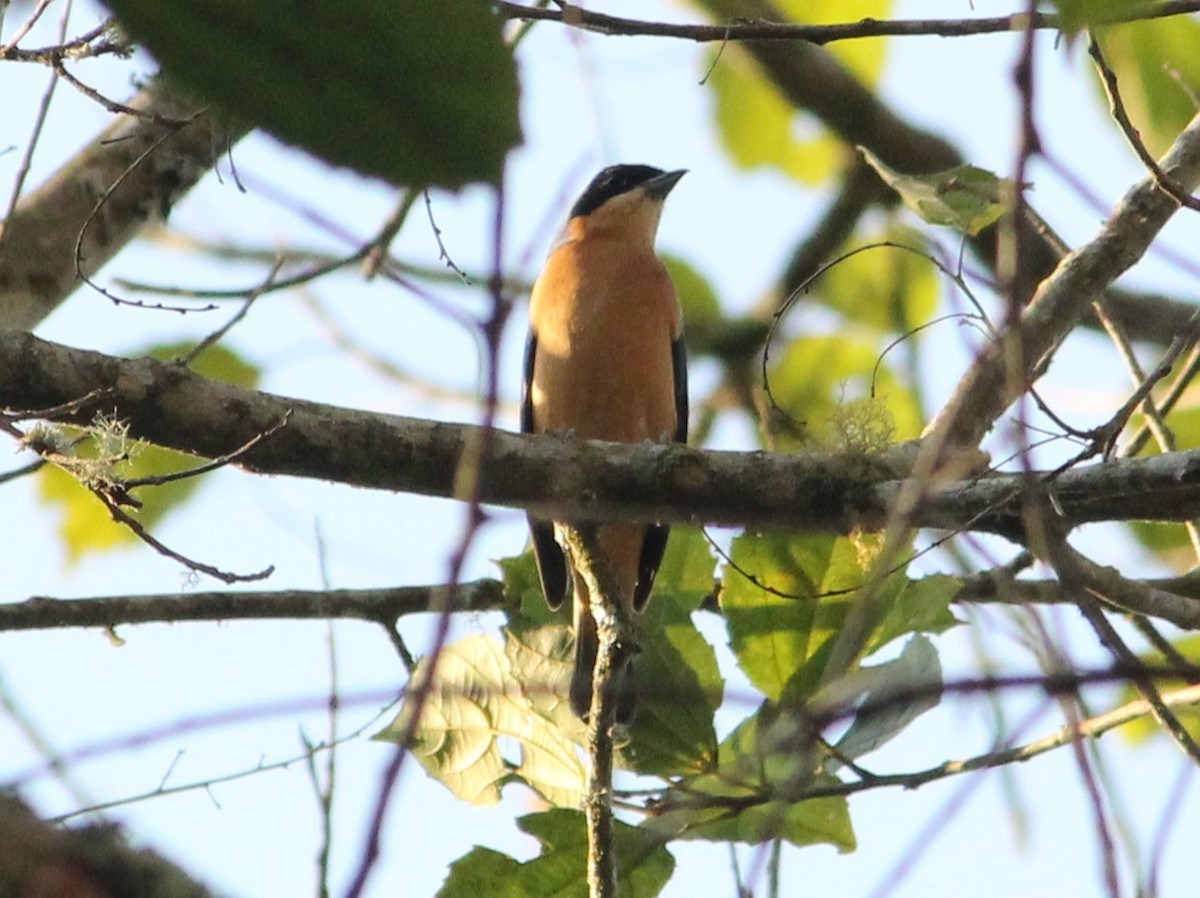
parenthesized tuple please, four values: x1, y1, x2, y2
(925, 108, 1200, 452)
(0, 75, 249, 330)
(11, 332, 1200, 544)
(1042, 529, 1200, 764)
(494, 1, 1200, 45)
(0, 582, 503, 634)
(1089, 38, 1200, 213)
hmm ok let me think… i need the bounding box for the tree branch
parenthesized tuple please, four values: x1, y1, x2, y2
(797, 681, 1200, 800)
(0, 581, 504, 632)
(925, 108, 1200, 451)
(690, 0, 1199, 349)
(0, 793, 222, 898)
(9, 332, 1200, 540)
(562, 525, 630, 898)
(9, 552, 1200, 636)
(0, 75, 249, 330)
(494, 2, 1200, 45)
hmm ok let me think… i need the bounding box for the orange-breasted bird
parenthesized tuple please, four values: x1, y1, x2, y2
(522, 164, 688, 722)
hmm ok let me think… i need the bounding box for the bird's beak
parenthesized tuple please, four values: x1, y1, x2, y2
(642, 169, 687, 200)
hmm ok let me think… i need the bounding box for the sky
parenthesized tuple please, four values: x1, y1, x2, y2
(3, 2, 1200, 897)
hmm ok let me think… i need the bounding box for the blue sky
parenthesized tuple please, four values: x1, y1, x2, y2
(4, 2, 1200, 896)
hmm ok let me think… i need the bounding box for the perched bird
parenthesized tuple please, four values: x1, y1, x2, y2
(522, 164, 688, 722)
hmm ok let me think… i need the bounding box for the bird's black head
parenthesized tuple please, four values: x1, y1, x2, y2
(569, 164, 685, 219)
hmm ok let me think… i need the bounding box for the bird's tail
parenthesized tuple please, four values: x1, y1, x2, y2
(570, 606, 636, 723)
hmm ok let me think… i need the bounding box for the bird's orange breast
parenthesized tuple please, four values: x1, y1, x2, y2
(528, 237, 681, 443)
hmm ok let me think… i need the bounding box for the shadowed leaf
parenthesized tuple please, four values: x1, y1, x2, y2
(104, 0, 521, 186)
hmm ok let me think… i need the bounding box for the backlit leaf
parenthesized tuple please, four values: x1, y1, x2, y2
(860, 149, 1009, 236)
(379, 634, 586, 808)
(647, 709, 856, 851)
(104, 0, 520, 186)
(439, 810, 674, 898)
(1093, 16, 1200, 157)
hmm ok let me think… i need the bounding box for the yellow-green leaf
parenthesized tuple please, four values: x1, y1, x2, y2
(1094, 16, 1200, 157)
(1127, 407, 1200, 570)
(663, 254, 722, 327)
(707, 45, 839, 184)
(379, 634, 586, 808)
(1049, 0, 1129, 40)
(766, 333, 923, 448)
(821, 634, 943, 767)
(860, 149, 1009, 236)
(1118, 634, 1200, 745)
(146, 341, 260, 388)
(816, 228, 940, 333)
(721, 533, 954, 705)
(775, 0, 891, 83)
(36, 344, 260, 561)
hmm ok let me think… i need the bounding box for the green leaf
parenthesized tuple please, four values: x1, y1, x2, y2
(146, 341, 260, 388)
(1118, 634, 1200, 745)
(622, 530, 722, 775)
(1130, 521, 1193, 571)
(707, 45, 839, 184)
(698, 0, 889, 183)
(36, 343, 261, 560)
(497, 531, 721, 775)
(652, 526, 719, 605)
(504, 530, 722, 776)
(647, 710, 855, 851)
(104, 0, 520, 187)
(818, 634, 943, 768)
(775, 0, 891, 83)
(860, 149, 1009, 236)
(700, 0, 890, 85)
(38, 448, 130, 560)
(1126, 407, 1200, 569)
(721, 534, 956, 705)
(1093, 15, 1200, 157)
(379, 634, 586, 808)
(816, 228, 940, 334)
(503, 625, 576, 725)
(662, 254, 722, 328)
(440, 810, 674, 898)
(868, 573, 961, 652)
(720, 532, 835, 702)
(499, 548, 564, 629)
(766, 333, 923, 447)
(1048, 0, 1128, 40)
(439, 848, 524, 898)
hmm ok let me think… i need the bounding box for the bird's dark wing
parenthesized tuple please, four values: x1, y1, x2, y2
(671, 333, 689, 443)
(520, 331, 538, 435)
(531, 518, 570, 609)
(633, 333, 689, 610)
(523, 331, 570, 609)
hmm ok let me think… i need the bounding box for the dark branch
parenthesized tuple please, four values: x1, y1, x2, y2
(493, 2, 1200, 45)
(0, 581, 504, 632)
(8, 332, 1200, 537)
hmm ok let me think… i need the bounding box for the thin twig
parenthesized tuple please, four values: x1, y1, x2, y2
(1089, 37, 1200, 213)
(492, 1, 1200, 45)
(182, 258, 283, 365)
(0, 28, 61, 265)
(362, 190, 419, 280)
(91, 487, 275, 584)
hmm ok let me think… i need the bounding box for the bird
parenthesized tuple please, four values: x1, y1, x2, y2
(522, 164, 689, 723)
